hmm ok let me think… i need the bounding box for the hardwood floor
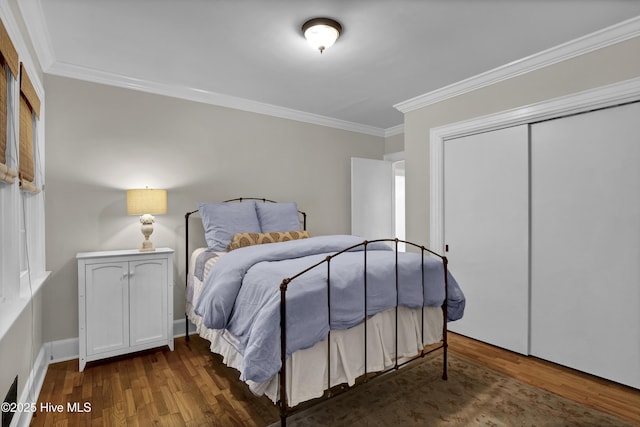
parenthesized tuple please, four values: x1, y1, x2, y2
(31, 333, 640, 426)
(32, 336, 279, 427)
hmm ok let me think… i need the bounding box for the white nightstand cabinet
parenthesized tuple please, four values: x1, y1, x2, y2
(77, 248, 174, 371)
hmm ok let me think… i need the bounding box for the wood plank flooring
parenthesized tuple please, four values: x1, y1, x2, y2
(31, 333, 640, 426)
(32, 336, 278, 426)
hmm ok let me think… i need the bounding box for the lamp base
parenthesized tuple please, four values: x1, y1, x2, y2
(139, 217, 156, 252)
(139, 243, 156, 252)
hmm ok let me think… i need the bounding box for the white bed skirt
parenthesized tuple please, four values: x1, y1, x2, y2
(187, 303, 443, 407)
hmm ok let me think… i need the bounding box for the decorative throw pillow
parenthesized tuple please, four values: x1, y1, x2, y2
(198, 201, 261, 252)
(228, 230, 310, 251)
(255, 202, 301, 232)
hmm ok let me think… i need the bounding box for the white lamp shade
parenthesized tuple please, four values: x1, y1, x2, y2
(127, 189, 167, 215)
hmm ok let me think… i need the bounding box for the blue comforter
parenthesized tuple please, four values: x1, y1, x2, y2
(194, 235, 465, 383)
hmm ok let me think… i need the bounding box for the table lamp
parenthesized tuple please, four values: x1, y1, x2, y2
(126, 188, 167, 251)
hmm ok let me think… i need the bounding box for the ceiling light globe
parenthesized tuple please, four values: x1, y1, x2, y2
(302, 18, 342, 54)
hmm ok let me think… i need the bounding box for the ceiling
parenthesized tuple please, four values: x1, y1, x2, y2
(17, 0, 640, 136)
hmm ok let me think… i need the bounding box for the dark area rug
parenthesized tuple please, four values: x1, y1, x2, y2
(268, 353, 635, 427)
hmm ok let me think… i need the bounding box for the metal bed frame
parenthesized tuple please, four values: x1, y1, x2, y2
(184, 198, 448, 426)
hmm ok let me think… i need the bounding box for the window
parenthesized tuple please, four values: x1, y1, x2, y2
(0, 15, 47, 315)
(0, 17, 20, 303)
(0, 62, 14, 184)
(17, 63, 45, 296)
(0, 17, 17, 186)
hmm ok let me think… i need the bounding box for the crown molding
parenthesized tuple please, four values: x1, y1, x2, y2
(16, 0, 55, 71)
(395, 15, 640, 113)
(383, 124, 404, 137)
(47, 61, 388, 137)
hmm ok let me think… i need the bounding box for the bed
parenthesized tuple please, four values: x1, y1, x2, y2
(184, 198, 465, 425)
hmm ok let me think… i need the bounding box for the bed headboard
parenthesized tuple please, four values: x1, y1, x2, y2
(185, 197, 306, 230)
(184, 198, 307, 281)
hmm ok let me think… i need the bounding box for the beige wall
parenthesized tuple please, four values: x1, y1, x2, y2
(404, 36, 640, 245)
(0, 293, 43, 413)
(43, 75, 385, 342)
(384, 132, 404, 154)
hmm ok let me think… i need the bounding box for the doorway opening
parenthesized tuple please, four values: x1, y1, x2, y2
(393, 160, 405, 251)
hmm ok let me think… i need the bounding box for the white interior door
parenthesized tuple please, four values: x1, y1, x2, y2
(444, 125, 530, 354)
(351, 157, 393, 240)
(530, 102, 640, 388)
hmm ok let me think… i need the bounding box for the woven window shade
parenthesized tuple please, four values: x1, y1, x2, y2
(19, 94, 34, 185)
(18, 64, 40, 193)
(19, 63, 39, 118)
(0, 18, 18, 79)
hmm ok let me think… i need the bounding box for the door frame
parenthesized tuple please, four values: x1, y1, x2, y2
(428, 77, 640, 252)
(385, 152, 406, 249)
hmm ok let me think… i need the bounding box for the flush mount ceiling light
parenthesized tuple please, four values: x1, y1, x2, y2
(302, 18, 342, 54)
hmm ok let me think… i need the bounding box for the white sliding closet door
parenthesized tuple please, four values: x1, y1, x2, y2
(444, 125, 529, 354)
(531, 102, 640, 389)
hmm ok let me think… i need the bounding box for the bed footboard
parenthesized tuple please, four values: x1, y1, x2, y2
(277, 239, 449, 426)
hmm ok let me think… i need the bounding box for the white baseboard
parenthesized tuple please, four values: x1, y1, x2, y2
(10, 345, 47, 427)
(173, 316, 197, 339)
(47, 318, 196, 364)
(46, 336, 79, 364)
